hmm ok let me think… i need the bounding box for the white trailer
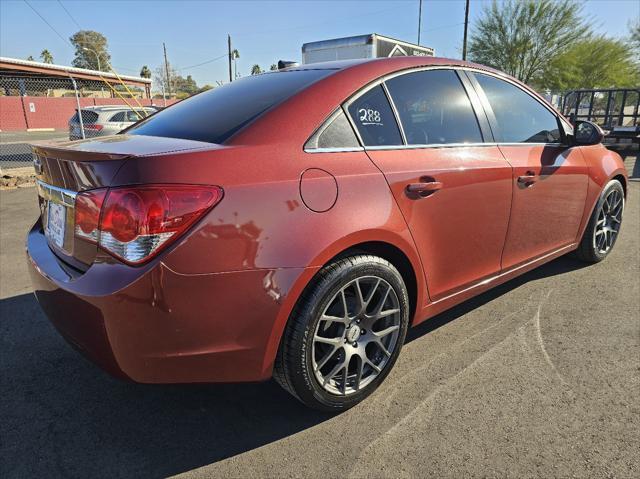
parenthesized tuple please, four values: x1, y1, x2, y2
(302, 34, 434, 65)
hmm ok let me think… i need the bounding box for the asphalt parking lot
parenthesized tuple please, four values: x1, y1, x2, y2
(0, 130, 67, 170)
(1, 151, 638, 478)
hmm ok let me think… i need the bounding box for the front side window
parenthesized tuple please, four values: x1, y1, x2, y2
(126, 110, 144, 122)
(347, 85, 402, 147)
(385, 69, 483, 145)
(474, 73, 561, 143)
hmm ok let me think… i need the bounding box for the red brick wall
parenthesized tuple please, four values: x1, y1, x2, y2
(22, 97, 93, 130)
(0, 97, 27, 130)
(0, 97, 180, 131)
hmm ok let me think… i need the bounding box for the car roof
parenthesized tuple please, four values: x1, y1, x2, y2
(227, 56, 527, 146)
(285, 56, 495, 73)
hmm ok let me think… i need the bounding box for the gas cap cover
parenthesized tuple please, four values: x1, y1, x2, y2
(299, 168, 338, 213)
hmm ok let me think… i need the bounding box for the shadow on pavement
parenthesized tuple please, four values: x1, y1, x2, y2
(1, 293, 332, 478)
(406, 254, 589, 343)
(0, 254, 589, 478)
(606, 143, 638, 179)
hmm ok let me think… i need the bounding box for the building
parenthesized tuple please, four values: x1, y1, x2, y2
(0, 57, 154, 131)
(0, 56, 151, 98)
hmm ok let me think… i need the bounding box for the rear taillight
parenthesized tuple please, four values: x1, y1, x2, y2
(74, 189, 107, 243)
(84, 124, 103, 131)
(74, 185, 223, 265)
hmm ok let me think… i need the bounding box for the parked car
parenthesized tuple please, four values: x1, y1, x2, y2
(68, 105, 156, 140)
(29, 57, 627, 411)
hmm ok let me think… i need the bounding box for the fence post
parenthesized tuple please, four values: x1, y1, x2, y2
(70, 75, 85, 139)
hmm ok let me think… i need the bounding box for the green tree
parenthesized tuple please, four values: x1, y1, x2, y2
(154, 64, 176, 96)
(469, 0, 590, 84)
(26, 55, 35, 61)
(70, 30, 111, 71)
(139, 65, 152, 79)
(155, 65, 201, 99)
(543, 36, 639, 90)
(630, 18, 640, 60)
(40, 49, 53, 64)
(270, 64, 278, 71)
(251, 64, 262, 75)
(174, 74, 198, 96)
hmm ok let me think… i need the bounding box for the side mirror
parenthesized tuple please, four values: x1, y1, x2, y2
(573, 120, 604, 146)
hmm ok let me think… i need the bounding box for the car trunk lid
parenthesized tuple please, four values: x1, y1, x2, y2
(32, 134, 215, 270)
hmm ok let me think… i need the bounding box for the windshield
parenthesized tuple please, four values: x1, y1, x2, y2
(127, 69, 335, 144)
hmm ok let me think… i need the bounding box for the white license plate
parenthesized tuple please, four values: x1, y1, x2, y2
(47, 201, 66, 248)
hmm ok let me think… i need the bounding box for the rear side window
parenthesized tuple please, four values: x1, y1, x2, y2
(72, 110, 98, 124)
(127, 69, 334, 144)
(385, 69, 483, 145)
(347, 85, 402, 146)
(305, 109, 360, 150)
(474, 73, 561, 143)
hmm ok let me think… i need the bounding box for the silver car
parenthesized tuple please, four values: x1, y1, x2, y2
(68, 106, 156, 140)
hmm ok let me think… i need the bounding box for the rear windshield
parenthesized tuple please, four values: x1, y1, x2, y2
(126, 69, 335, 144)
(71, 110, 99, 124)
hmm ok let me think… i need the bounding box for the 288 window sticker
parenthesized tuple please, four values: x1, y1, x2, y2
(358, 108, 384, 126)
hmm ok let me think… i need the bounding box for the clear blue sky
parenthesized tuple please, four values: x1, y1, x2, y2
(1, 0, 638, 88)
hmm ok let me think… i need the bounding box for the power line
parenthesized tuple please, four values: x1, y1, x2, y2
(23, 0, 71, 47)
(23, 0, 141, 77)
(56, 0, 82, 30)
(175, 53, 229, 71)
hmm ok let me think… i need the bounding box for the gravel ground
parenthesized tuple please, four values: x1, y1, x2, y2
(1, 160, 638, 478)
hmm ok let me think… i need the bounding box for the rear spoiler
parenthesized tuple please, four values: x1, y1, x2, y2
(31, 141, 131, 162)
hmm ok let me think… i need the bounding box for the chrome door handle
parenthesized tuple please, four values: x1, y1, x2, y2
(517, 172, 537, 186)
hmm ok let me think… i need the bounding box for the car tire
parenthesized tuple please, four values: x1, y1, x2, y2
(274, 255, 409, 411)
(574, 179, 624, 263)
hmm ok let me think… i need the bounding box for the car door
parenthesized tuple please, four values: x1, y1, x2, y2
(106, 111, 127, 135)
(469, 72, 589, 270)
(126, 110, 145, 125)
(346, 69, 513, 301)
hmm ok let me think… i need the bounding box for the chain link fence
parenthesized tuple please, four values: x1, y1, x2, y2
(1, 75, 162, 172)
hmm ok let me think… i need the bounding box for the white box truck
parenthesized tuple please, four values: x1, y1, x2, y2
(302, 34, 434, 64)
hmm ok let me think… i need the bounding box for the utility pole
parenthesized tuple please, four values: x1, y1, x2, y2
(163, 42, 172, 98)
(228, 34, 233, 83)
(417, 0, 423, 45)
(462, 0, 470, 60)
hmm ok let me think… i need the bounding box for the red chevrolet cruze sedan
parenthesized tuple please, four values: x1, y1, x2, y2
(28, 57, 627, 410)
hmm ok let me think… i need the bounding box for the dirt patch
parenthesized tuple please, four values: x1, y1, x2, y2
(0, 167, 35, 189)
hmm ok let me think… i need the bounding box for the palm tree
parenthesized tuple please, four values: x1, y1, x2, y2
(26, 55, 35, 61)
(232, 49, 240, 79)
(270, 64, 278, 71)
(139, 65, 152, 79)
(40, 49, 54, 64)
(251, 64, 262, 75)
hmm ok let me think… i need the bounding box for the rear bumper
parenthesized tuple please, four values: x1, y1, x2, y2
(27, 221, 308, 383)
